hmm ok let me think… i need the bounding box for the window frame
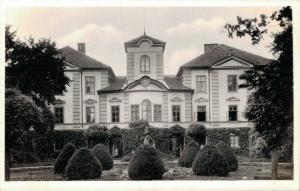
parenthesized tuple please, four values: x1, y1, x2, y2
(131, 105, 140, 122)
(154, 104, 162, 122)
(230, 134, 240, 148)
(86, 106, 96, 123)
(85, 76, 95, 94)
(111, 105, 120, 123)
(141, 100, 152, 121)
(228, 105, 238, 121)
(172, 105, 181, 122)
(140, 55, 150, 73)
(54, 107, 64, 124)
(228, 75, 238, 92)
(196, 75, 206, 93)
(197, 105, 206, 122)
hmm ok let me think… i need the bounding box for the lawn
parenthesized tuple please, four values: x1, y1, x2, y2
(9, 160, 293, 181)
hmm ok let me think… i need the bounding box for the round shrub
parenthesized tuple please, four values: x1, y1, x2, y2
(216, 142, 238, 171)
(92, 143, 113, 170)
(53, 143, 76, 174)
(178, 140, 200, 168)
(65, 147, 102, 180)
(128, 145, 165, 180)
(192, 144, 229, 177)
(169, 124, 185, 138)
(187, 124, 207, 145)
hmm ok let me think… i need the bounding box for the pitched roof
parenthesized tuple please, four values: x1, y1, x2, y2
(164, 76, 192, 91)
(177, 44, 274, 76)
(98, 76, 127, 92)
(124, 33, 166, 52)
(60, 46, 111, 69)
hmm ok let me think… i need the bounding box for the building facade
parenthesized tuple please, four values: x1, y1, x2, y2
(52, 33, 273, 149)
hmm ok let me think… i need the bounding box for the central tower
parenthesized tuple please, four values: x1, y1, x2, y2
(124, 33, 166, 83)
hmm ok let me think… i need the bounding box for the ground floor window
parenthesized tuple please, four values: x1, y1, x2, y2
(172, 105, 181, 122)
(111, 106, 120, 122)
(141, 100, 152, 121)
(86, 106, 95, 123)
(197, 105, 206, 122)
(154, 104, 162, 122)
(131, 105, 139, 121)
(230, 133, 239, 148)
(54, 107, 64, 123)
(228, 105, 238, 121)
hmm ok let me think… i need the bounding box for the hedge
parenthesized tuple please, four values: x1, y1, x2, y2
(53, 143, 76, 174)
(178, 140, 200, 168)
(216, 142, 238, 171)
(92, 143, 113, 170)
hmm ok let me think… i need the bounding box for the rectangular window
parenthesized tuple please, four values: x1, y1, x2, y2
(196, 76, 206, 93)
(111, 106, 120, 122)
(228, 75, 237, 92)
(85, 76, 95, 94)
(131, 105, 139, 122)
(54, 107, 64, 123)
(228, 105, 238, 121)
(154, 105, 162, 122)
(197, 106, 206, 122)
(86, 106, 95, 123)
(172, 105, 181, 122)
(230, 134, 240, 148)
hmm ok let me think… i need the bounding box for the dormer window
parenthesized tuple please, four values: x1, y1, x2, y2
(140, 55, 150, 73)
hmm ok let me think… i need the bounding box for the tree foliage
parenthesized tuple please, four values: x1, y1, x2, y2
(5, 25, 70, 106)
(225, 6, 293, 150)
(187, 124, 207, 145)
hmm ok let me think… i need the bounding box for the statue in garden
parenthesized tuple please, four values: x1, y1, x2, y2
(141, 126, 156, 148)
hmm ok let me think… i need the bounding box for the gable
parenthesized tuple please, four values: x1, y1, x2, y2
(124, 76, 168, 92)
(212, 57, 253, 69)
(126, 82, 166, 91)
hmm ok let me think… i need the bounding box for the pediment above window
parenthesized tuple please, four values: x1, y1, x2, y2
(124, 76, 168, 91)
(84, 99, 97, 104)
(109, 97, 122, 102)
(195, 97, 208, 102)
(55, 99, 65, 105)
(212, 57, 253, 69)
(170, 97, 183, 102)
(226, 96, 240, 101)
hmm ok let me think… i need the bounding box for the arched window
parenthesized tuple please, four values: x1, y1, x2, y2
(140, 55, 150, 72)
(141, 99, 151, 121)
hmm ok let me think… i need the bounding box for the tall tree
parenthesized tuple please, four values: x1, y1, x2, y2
(225, 6, 293, 179)
(5, 25, 70, 106)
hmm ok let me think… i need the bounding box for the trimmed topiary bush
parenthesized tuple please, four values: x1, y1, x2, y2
(216, 142, 238, 171)
(53, 143, 76, 174)
(128, 145, 165, 180)
(192, 144, 229, 177)
(187, 124, 207, 145)
(178, 140, 200, 168)
(85, 124, 109, 147)
(65, 147, 102, 180)
(92, 143, 113, 170)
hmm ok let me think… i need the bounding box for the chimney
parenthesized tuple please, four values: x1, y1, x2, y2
(204, 44, 218, 53)
(78, 43, 85, 54)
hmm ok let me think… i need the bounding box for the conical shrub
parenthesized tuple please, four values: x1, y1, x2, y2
(192, 144, 229, 177)
(128, 145, 165, 180)
(65, 147, 102, 180)
(216, 142, 238, 171)
(53, 143, 76, 174)
(92, 143, 113, 170)
(178, 140, 200, 168)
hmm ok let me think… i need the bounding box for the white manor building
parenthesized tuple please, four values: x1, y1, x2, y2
(52, 33, 272, 132)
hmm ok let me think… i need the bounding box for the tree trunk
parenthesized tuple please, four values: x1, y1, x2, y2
(271, 148, 278, 179)
(5, 147, 10, 181)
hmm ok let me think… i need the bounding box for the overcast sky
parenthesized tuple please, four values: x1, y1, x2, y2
(5, 7, 281, 76)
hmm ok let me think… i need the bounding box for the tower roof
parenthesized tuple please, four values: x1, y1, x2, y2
(124, 33, 166, 52)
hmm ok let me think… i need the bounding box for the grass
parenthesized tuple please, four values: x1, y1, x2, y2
(9, 160, 293, 181)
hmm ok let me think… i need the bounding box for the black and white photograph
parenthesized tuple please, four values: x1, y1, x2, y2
(1, 0, 299, 190)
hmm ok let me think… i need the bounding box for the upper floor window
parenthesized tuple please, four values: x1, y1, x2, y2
(111, 106, 120, 122)
(228, 105, 238, 121)
(228, 75, 237, 92)
(140, 55, 150, 73)
(141, 100, 152, 121)
(86, 106, 95, 123)
(131, 105, 139, 122)
(172, 105, 181, 122)
(196, 76, 206, 93)
(154, 104, 162, 122)
(85, 76, 95, 94)
(54, 107, 64, 124)
(197, 105, 206, 122)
